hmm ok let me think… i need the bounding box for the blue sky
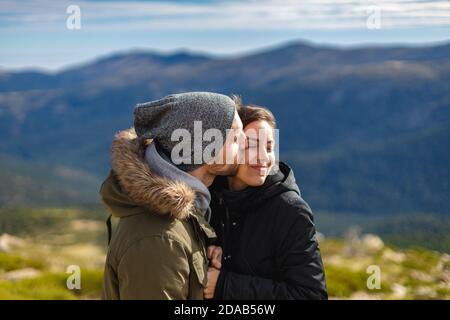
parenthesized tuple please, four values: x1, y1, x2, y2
(1, 0, 449, 71)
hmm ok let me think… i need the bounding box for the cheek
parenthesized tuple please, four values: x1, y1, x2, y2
(221, 143, 236, 162)
(229, 141, 238, 155)
(238, 165, 251, 182)
(239, 165, 249, 177)
(268, 153, 276, 165)
(245, 148, 258, 165)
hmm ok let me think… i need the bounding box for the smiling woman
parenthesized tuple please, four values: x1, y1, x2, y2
(229, 104, 277, 190)
(207, 104, 328, 300)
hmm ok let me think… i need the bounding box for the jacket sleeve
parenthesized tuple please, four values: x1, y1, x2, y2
(215, 195, 328, 300)
(117, 236, 190, 300)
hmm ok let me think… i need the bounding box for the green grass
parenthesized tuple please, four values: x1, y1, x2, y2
(0, 252, 46, 272)
(0, 269, 103, 300)
(324, 264, 392, 298)
(324, 265, 369, 297)
(0, 206, 448, 300)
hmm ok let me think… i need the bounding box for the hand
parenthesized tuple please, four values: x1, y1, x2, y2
(204, 267, 220, 299)
(207, 245, 222, 269)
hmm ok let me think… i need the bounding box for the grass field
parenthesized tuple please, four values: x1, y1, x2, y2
(0, 207, 448, 299)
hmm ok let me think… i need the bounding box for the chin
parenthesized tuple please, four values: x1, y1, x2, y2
(246, 175, 267, 187)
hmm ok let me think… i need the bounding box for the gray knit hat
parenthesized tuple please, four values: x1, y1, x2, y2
(134, 92, 236, 172)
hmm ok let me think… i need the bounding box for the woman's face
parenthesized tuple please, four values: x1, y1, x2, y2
(235, 120, 275, 187)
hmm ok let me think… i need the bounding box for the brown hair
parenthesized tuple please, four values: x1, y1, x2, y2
(237, 102, 276, 129)
(230, 94, 242, 110)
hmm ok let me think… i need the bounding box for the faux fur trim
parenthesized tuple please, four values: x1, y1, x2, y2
(110, 128, 195, 219)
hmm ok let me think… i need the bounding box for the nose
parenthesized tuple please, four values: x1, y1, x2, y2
(258, 147, 271, 166)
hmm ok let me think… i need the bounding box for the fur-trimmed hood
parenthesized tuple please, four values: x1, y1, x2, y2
(100, 128, 196, 220)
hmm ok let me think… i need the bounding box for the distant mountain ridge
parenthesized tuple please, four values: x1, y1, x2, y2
(0, 41, 448, 213)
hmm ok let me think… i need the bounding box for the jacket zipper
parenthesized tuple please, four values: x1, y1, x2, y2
(218, 195, 228, 259)
(224, 205, 230, 262)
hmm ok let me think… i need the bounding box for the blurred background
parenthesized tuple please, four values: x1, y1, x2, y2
(0, 0, 449, 299)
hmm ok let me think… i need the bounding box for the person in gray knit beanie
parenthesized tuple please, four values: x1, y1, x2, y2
(100, 91, 244, 300)
(134, 91, 237, 172)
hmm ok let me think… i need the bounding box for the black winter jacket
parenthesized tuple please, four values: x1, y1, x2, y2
(209, 162, 328, 300)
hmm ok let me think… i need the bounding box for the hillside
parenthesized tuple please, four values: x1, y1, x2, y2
(0, 42, 449, 214)
(0, 207, 448, 300)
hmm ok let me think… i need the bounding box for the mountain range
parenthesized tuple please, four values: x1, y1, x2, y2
(0, 41, 449, 214)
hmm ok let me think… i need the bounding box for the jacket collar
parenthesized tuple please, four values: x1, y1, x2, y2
(110, 128, 197, 219)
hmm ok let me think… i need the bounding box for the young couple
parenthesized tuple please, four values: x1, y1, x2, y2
(100, 92, 327, 300)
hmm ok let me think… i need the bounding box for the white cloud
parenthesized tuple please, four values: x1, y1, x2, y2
(1, 0, 450, 31)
